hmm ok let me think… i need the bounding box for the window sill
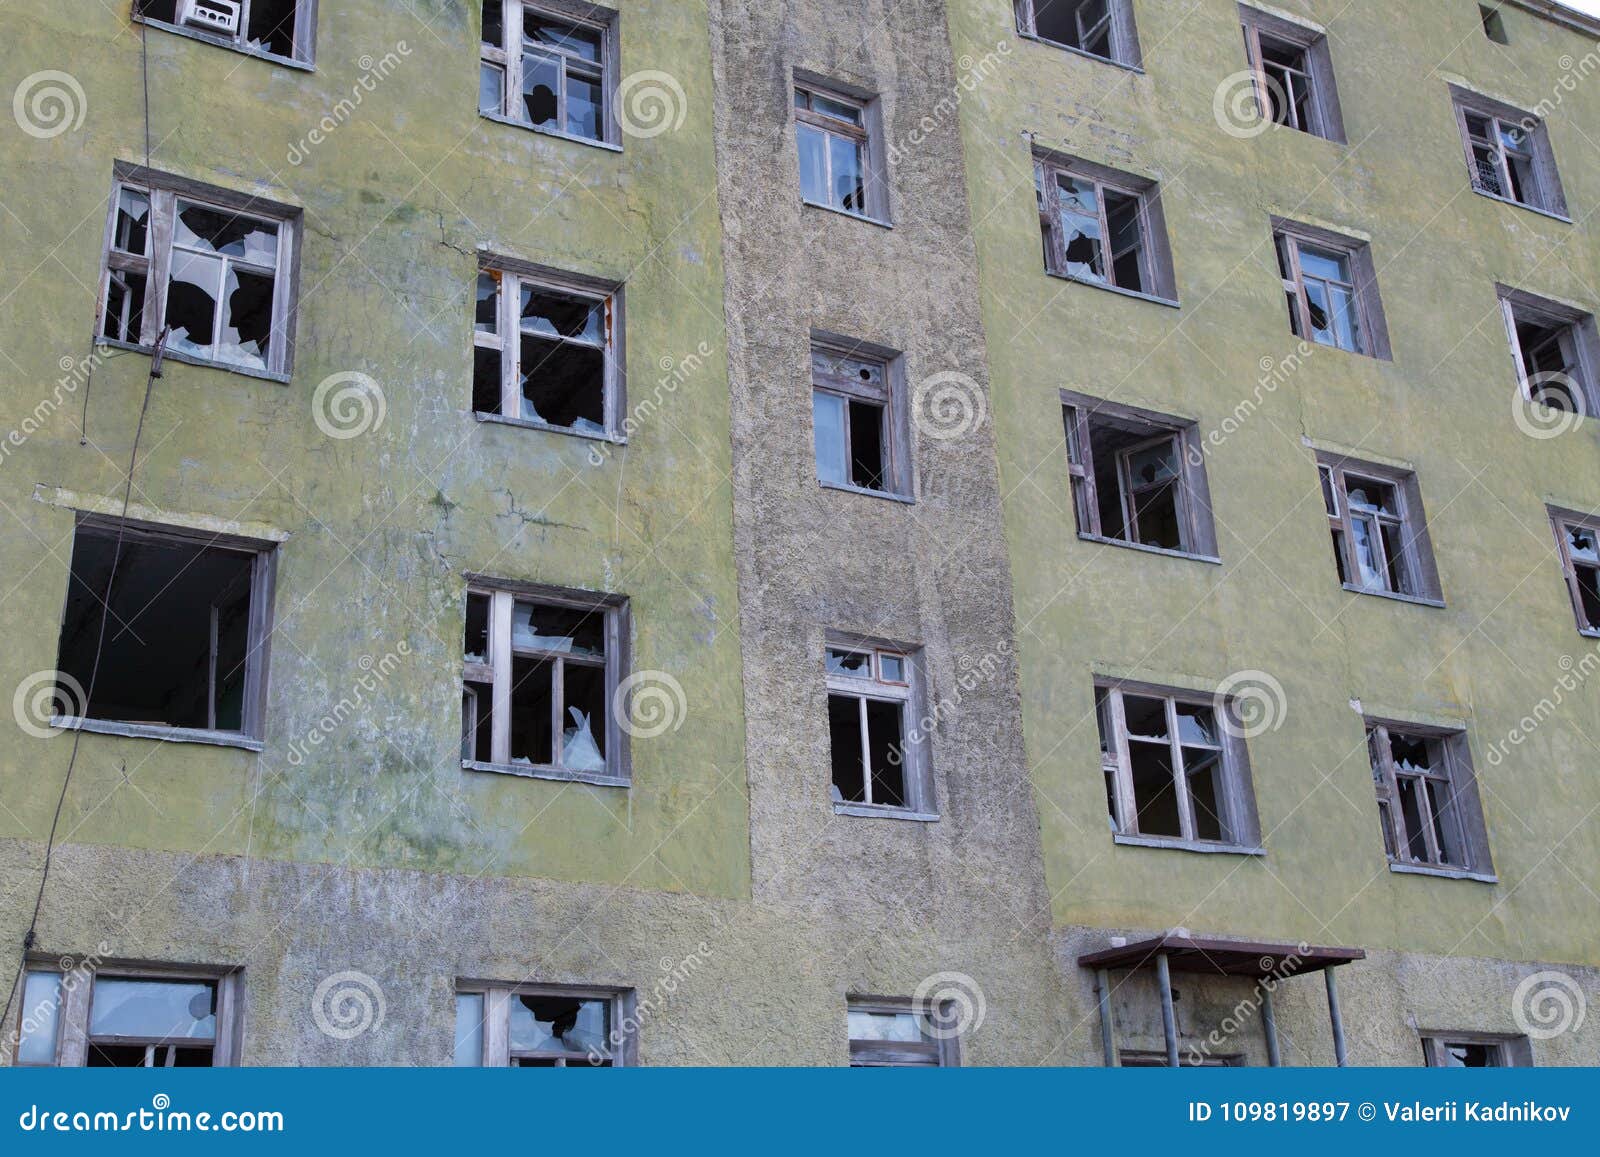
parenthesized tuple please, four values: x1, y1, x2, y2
(473, 411, 623, 445)
(801, 199, 893, 230)
(1388, 861, 1498, 884)
(1341, 583, 1445, 609)
(1113, 833, 1265, 856)
(462, 759, 629, 788)
(819, 479, 915, 504)
(1580, 628, 1600, 640)
(135, 17, 315, 71)
(1045, 270, 1179, 309)
(1077, 533, 1220, 565)
(50, 717, 264, 752)
(479, 111, 623, 153)
(1470, 187, 1572, 224)
(833, 803, 940, 823)
(1017, 33, 1144, 75)
(97, 338, 292, 385)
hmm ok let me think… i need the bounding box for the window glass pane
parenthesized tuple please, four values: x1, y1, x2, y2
(1057, 178, 1104, 282)
(1567, 526, 1600, 565)
(520, 286, 602, 343)
(828, 133, 865, 212)
(566, 72, 601, 140)
(520, 334, 606, 432)
(17, 972, 62, 1064)
(174, 203, 278, 264)
(811, 94, 862, 125)
(526, 15, 602, 63)
(508, 993, 609, 1055)
(510, 602, 605, 656)
(1104, 189, 1144, 291)
(89, 978, 217, 1041)
(113, 189, 150, 255)
(826, 647, 871, 676)
(521, 51, 560, 126)
(797, 124, 828, 204)
(166, 249, 223, 358)
(1390, 732, 1433, 775)
(562, 662, 607, 771)
(1328, 283, 1362, 352)
(1175, 704, 1216, 746)
(848, 1010, 924, 1042)
(479, 61, 505, 114)
(813, 390, 848, 485)
(1302, 278, 1334, 344)
(878, 654, 905, 683)
(1349, 513, 1385, 587)
(1296, 246, 1348, 284)
(454, 993, 484, 1066)
(475, 273, 499, 334)
(218, 266, 274, 370)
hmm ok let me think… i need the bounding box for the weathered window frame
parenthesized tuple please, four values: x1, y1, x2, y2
(1420, 1032, 1530, 1066)
(1238, 5, 1345, 142)
(1061, 390, 1218, 561)
(1094, 680, 1263, 854)
(794, 79, 890, 224)
(6, 959, 241, 1068)
(51, 513, 277, 751)
(473, 257, 624, 442)
(133, 0, 317, 68)
(1316, 454, 1441, 604)
(479, 0, 620, 148)
(1451, 87, 1567, 218)
(825, 638, 934, 821)
(1498, 286, 1600, 417)
(1273, 219, 1389, 359)
(1547, 506, 1600, 637)
(97, 164, 301, 382)
(454, 982, 635, 1067)
(1013, 0, 1143, 70)
(811, 336, 912, 500)
(1365, 720, 1494, 881)
(846, 997, 960, 1067)
(1035, 151, 1177, 304)
(460, 578, 630, 787)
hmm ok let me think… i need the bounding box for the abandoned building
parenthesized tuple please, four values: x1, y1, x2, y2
(3, 0, 1599, 1067)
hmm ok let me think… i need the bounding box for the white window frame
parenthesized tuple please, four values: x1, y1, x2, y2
(846, 997, 960, 1067)
(454, 983, 635, 1067)
(1035, 153, 1176, 303)
(1365, 721, 1489, 876)
(461, 579, 630, 787)
(6, 960, 241, 1068)
(1013, 0, 1142, 69)
(1498, 287, 1600, 417)
(474, 259, 624, 441)
(134, 0, 318, 67)
(479, 0, 620, 147)
(1238, 5, 1345, 142)
(825, 640, 933, 819)
(794, 81, 889, 223)
(1451, 88, 1566, 217)
(97, 165, 300, 380)
(1317, 457, 1439, 603)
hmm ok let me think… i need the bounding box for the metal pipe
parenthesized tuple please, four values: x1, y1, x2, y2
(1096, 969, 1118, 1067)
(1261, 984, 1281, 1067)
(1325, 968, 1348, 1067)
(1156, 952, 1179, 1068)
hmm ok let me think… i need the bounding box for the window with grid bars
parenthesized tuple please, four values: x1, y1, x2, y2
(1451, 90, 1565, 215)
(479, 1, 616, 145)
(10, 966, 240, 1067)
(812, 341, 908, 498)
(1238, 6, 1344, 142)
(1365, 723, 1490, 875)
(454, 985, 632, 1066)
(1499, 288, 1600, 418)
(846, 999, 960, 1067)
(1035, 154, 1175, 302)
(794, 82, 886, 221)
(1013, 0, 1141, 68)
(1274, 224, 1385, 357)
(1317, 457, 1439, 602)
(825, 642, 932, 817)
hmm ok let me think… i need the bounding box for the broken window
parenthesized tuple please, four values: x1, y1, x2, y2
(825, 642, 930, 815)
(98, 171, 298, 376)
(1094, 683, 1256, 848)
(1318, 457, 1438, 600)
(53, 517, 274, 742)
(795, 83, 885, 220)
(1014, 0, 1141, 68)
(1453, 91, 1564, 214)
(473, 263, 619, 438)
(480, 1, 614, 144)
(135, 0, 312, 64)
(1036, 154, 1174, 300)
(1549, 509, 1600, 635)
(1421, 1034, 1526, 1066)
(1500, 290, 1599, 417)
(812, 342, 907, 497)
(461, 585, 626, 783)
(846, 999, 959, 1067)
(454, 985, 630, 1066)
(1480, 5, 1509, 44)
(1275, 225, 1384, 356)
(1062, 392, 1216, 557)
(11, 966, 239, 1067)
(1239, 6, 1344, 141)
(1366, 722, 1490, 874)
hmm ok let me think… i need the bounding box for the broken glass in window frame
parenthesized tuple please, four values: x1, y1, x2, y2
(795, 84, 877, 218)
(481, 1, 613, 145)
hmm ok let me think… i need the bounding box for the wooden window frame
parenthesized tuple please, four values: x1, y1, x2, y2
(825, 639, 933, 818)
(810, 336, 911, 499)
(1548, 506, 1600, 636)
(1093, 681, 1261, 852)
(461, 578, 630, 787)
(1013, 0, 1143, 69)
(54, 514, 277, 748)
(1420, 1031, 1531, 1067)
(1061, 390, 1217, 560)
(1498, 286, 1600, 417)
(1316, 455, 1440, 603)
(133, 0, 318, 67)
(793, 80, 889, 223)
(97, 164, 301, 381)
(479, 0, 620, 147)
(1364, 720, 1493, 878)
(1238, 5, 1346, 143)
(455, 982, 636, 1067)
(846, 997, 960, 1067)
(7, 960, 241, 1068)
(474, 257, 624, 442)
(1450, 87, 1566, 217)
(1035, 152, 1176, 303)
(1273, 221, 1388, 359)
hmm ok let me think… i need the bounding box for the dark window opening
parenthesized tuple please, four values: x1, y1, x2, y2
(1033, 0, 1115, 60)
(865, 697, 907, 808)
(509, 656, 555, 767)
(1480, 5, 1509, 44)
(847, 400, 887, 492)
(247, 0, 298, 57)
(520, 335, 605, 430)
(828, 694, 866, 803)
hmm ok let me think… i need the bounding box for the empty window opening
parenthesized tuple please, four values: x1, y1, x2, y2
(474, 264, 618, 438)
(1094, 684, 1255, 847)
(795, 84, 883, 219)
(847, 999, 958, 1067)
(1318, 458, 1437, 600)
(826, 646, 911, 809)
(462, 586, 624, 782)
(98, 173, 297, 376)
(1016, 0, 1140, 67)
(136, 1, 310, 63)
(1501, 292, 1599, 417)
(1366, 723, 1485, 872)
(1480, 5, 1509, 44)
(454, 985, 631, 1066)
(480, 1, 614, 144)
(1550, 509, 1600, 634)
(1062, 395, 1215, 556)
(55, 519, 271, 739)
(1239, 7, 1343, 141)
(1421, 1034, 1527, 1066)
(1037, 155, 1174, 300)
(812, 344, 905, 496)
